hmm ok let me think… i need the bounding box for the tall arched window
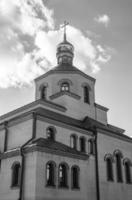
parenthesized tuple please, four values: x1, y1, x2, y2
(46, 127, 56, 141)
(11, 162, 21, 187)
(79, 137, 86, 153)
(114, 151, 123, 182)
(61, 82, 69, 92)
(71, 166, 80, 189)
(88, 139, 95, 155)
(105, 155, 114, 181)
(58, 163, 68, 188)
(41, 86, 47, 100)
(124, 159, 131, 184)
(83, 86, 90, 104)
(46, 161, 56, 186)
(70, 134, 77, 149)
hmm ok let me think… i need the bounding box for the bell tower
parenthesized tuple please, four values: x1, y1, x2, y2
(56, 21, 74, 65)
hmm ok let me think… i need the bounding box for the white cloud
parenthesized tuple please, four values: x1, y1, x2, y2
(94, 14, 110, 27)
(0, 0, 112, 88)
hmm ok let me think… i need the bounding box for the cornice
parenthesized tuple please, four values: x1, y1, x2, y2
(0, 99, 66, 126)
(35, 67, 96, 83)
(0, 148, 20, 159)
(0, 145, 88, 161)
(97, 128, 132, 143)
(24, 145, 88, 160)
(94, 103, 109, 112)
(36, 114, 93, 136)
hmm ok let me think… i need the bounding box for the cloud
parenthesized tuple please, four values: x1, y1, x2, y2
(0, 0, 111, 88)
(94, 14, 110, 27)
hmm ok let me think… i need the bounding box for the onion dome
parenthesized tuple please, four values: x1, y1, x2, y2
(56, 29, 74, 65)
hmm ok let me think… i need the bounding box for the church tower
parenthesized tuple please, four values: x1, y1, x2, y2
(35, 23, 108, 124)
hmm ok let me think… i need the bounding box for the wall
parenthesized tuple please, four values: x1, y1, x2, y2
(0, 156, 21, 200)
(35, 73, 98, 121)
(35, 151, 96, 200)
(97, 131, 132, 200)
(0, 129, 5, 152)
(7, 119, 33, 150)
(36, 119, 93, 154)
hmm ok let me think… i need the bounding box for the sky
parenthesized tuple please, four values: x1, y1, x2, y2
(0, 0, 132, 137)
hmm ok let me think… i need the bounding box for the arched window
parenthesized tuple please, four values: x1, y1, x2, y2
(71, 166, 80, 189)
(70, 134, 77, 149)
(114, 151, 123, 182)
(88, 139, 95, 155)
(61, 82, 69, 92)
(46, 127, 56, 141)
(46, 162, 56, 186)
(41, 86, 47, 100)
(11, 162, 21, 187)
(105, 155, 114, 181)
(83, 86, 90, 104)
(124, 159, 131, 184)
(58, 163, 68, 188)
(79, 137, 86, 153)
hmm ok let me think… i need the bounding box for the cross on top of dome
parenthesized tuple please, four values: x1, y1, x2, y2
(60, 21, 69, 42)
(56, 21, 74, 65)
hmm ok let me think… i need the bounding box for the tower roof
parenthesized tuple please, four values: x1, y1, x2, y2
(56, 21, 74, 65)
(35, 63, 95, 82)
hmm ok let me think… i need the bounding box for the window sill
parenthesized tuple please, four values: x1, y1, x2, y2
(45, 184, 56, 188)
(117, 180, 123, 183)
(58, 185, 69, 189)
(107, 179, 114, 182)
(126, 182, 132, 184)
(71, 187, 80, 190)
(10, 185, 20, 189)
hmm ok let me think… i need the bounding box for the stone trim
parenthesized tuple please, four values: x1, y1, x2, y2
(0, 149, 20, 159)
(4, 121, 8, 152)
(39, 83, 48, 90)
(58, 79, 73, 86)
(49, 91, 81, 100)
(81, 83, 91, 91)
(94, 103, 109, 112)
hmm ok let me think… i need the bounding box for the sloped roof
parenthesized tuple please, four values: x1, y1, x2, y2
(35, 63, 95, 82)
(27, 137, 88, 160)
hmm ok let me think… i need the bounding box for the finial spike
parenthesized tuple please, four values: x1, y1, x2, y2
(61, 21, 69, 42)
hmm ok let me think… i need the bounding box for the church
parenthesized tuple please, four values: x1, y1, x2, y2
(0, 26, 132, 200)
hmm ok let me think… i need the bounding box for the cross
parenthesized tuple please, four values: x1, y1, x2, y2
(60, 21, 69, 41)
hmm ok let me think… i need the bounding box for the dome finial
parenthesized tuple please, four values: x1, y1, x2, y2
(57, 21, 74, 65)
(61, 21, 69, 42)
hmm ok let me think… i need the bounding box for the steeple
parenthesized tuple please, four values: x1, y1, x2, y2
(56, 21, 74, 65)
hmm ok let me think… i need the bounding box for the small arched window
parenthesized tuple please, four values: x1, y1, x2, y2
(46, 127, 56, 141)
(105, 155, 114, 181)
(11, 162, 21, 187)
(114, 151, 123, 182)
(88, 139, 95, 155)
(79, 137, 86, 153)
(41, 86, 47, 100)
(124, 160, 131, 184)
(83, 86, 90, 104)
(70, 134, 77, 150)
(71, 166, 80, 189)
(61, 82, 69, 92)
(58, 163, 68, 188)
(46, 161, 56, 186)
